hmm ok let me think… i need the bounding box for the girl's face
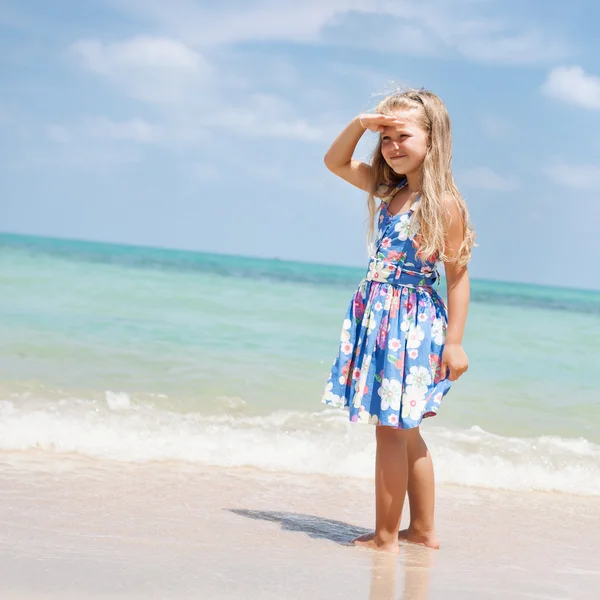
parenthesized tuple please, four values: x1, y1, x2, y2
(380, 110, 429, 176)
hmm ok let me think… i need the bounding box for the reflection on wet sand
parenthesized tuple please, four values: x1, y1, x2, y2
(368, 545, 434, 600)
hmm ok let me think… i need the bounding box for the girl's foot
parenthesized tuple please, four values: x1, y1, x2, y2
(351, 532, 399, 553)
(398, 527, 440, 549)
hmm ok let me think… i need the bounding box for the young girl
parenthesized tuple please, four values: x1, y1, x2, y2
(321, 89, 474, 552)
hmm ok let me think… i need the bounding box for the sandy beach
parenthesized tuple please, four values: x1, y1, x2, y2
(1, 454, 599, 600)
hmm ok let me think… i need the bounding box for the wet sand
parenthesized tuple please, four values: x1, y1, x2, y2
(1, 454, 599, 599)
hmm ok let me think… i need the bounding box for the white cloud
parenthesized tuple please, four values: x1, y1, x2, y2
(79, 116, 160, 142)
(545, 162, 600, 191)
(111, 0, 569, 66)
(47, 116, 160, 144)
(17, 143, 142, 171)
(61, 3, 569, 157)
(377, 5, 568, 65)
(69, 38, 329, 143)
(69, 36, 211, 104)
(459, 166, 519, 192)
(452, 29, 566, 65)
(321, 10, 441, 57)
(70, 36, 206, 72)
(542, 66, 600, 110)
(40, 116, 163, 169)
(210, 94, 326, 142)
(57, 3, 571, 170)
(111, 0, 365, 46)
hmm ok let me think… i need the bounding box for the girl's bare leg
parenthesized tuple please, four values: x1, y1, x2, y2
(398, 427, 440, 549)
(352, 426, 412, 552)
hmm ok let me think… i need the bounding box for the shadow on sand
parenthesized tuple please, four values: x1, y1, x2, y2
(228, 509, 433, 600)
(228, 508, 368, 545)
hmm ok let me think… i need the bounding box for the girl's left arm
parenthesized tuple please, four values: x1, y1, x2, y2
(441, 198, 470, 381)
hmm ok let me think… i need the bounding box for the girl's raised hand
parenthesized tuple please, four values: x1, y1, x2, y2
(358, 113, 404, 133)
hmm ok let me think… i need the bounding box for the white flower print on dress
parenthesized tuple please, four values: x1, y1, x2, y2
(418, 312, 428, 322)
(366, 312, 377, 334)
(378, 378, 402, 411)
(387, 414, 399, 426)
(373, 301, 383, 312)
(408, 349, 419, 360)
(401, 385, 427, 421)
(380, 237, 392, 250)
(431, 318, 446, 345)
(353, 355, 372, 407)
(340, 341, 353, 355)
(358, 280, 368, 298)
(394, 214, 411, 241)
(383, 291, 392, 311)
(352, 390, 363, 408)
(367, 260, 393, 282)
(408, 214, 420, 240)
(357, 406, 371, 422)
(323, 382, 343, 407)
(341, 319, 352, 343)
(406, 324, 425, 349)
(405, 365, 432, 389)
(400, 313, 413, 332)
(388, 338, 402, 352)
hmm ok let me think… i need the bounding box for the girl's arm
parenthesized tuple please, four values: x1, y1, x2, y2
(324, 114, 403, 191)
(441, 197, 470, 381)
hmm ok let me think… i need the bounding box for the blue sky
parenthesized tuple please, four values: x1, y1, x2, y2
(2, 0, 600, 289)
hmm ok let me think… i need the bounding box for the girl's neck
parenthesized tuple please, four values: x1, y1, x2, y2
(405, 172, 422, 194)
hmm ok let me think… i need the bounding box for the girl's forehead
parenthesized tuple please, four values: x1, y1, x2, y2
(382, 111, 425, 135)
(388, 109, 421, 125)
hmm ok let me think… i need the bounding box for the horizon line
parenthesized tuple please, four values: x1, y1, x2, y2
(1, 229, 599, 295)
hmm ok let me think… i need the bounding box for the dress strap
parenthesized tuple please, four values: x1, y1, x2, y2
(409, 196, 421, 213)
(376, 177, 408, 201)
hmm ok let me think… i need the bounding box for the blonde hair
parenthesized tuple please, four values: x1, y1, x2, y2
(366, 89, 475, 267)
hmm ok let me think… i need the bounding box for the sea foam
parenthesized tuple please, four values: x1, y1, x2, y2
(1, 395, 599, 496)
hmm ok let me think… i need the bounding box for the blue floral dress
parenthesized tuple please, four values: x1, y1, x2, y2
(322, 182, 452, 428)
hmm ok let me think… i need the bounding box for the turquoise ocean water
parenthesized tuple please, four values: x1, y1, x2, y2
(1, 232, 599, 495)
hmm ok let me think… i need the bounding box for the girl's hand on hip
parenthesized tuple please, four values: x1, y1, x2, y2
(441, 344, 469, 382)
(358, 113, 404, 133)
